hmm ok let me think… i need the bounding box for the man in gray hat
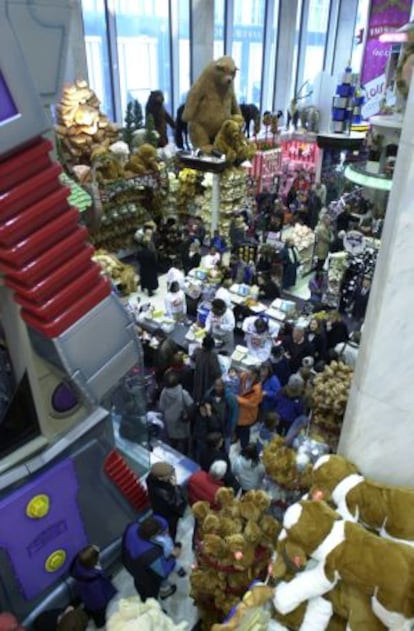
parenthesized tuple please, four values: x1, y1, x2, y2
(146, 462, 187, 542)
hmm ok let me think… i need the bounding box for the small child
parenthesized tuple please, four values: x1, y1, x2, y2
(152, 523, 186, 579)
(70, 544, 116, 628)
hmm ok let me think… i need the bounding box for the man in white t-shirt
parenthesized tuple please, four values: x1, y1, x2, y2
(204, 298, 235, 354)
(242, 315, 280, 363)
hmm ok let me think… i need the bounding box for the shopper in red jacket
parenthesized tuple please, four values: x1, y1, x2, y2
(187, 460, 227, 509)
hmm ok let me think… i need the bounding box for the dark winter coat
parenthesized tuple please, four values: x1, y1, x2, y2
(70, 557, 116, 612)
(122, 515, 175, 600)
(136, 245, 159, 291)
(199, 446, 240, 493)
(192, 347, 222, 404)
(146, 474, 187, 522)
(274, 387, 305, 425)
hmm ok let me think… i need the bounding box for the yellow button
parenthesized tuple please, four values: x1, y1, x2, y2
(45, 549, 66, 572)
(26, 494, 50, 519)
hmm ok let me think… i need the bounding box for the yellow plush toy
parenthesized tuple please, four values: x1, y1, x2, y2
(126, 143, 159, 175)
(313, 453, 414, 545)
(182, 56, 241, 153)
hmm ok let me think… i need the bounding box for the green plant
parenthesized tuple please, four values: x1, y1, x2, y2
(144, 113, 159, 148)
(123, 99, 143, 148)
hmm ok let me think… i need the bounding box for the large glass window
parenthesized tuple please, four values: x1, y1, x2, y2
(114, 0, 171, 120)
(299, 0, 331, 91)
(82, 0, 114, 119)
(230, 0, 265, 106)
(351, 0, 371, 74)
(177, 0, 190, 106)
(214, 0, 225, 59)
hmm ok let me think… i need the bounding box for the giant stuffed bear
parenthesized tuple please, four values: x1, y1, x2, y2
(182, 56, 241, 153)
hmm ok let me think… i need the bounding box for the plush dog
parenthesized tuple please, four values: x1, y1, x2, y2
(312, 454, 414, 545)
(274, 499, 414, 630)
(182, 56, 241, 153)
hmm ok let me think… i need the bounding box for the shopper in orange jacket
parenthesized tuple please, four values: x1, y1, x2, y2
(235, 367, 263, 448)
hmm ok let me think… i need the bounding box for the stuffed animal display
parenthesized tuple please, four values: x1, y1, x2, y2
(263, 436, 313, 492)
(125, 144, 159, 175)
(182, 56, 241, 153)
(191, 487, 280, 627)
(107, 596, 188, 631)
(311, 361, 353, 446)
(213, 115, 256, 163)
(312, 453, 414, 546)
(273, 499, 414, 630)
(145, 90, 175, 147)
(55, 80, 119, 164)
(92, 250, 138, 294)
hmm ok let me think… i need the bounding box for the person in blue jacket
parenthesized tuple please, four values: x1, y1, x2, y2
(274, 374, 305, 437)
(122, 515, 178, 601)
(259, 363, 281, 415)
(70, 544, 116, 628)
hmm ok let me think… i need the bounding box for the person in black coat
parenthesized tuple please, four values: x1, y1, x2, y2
(352, 277, 371, 323)
(136, 240, 159, 296)
(199, 432, 240, 492)
(325, 313, 349, 350)
(280, 239, 300, 290)
(192, 334, 222, 404)
(258, 272, 281, 302)
(283, 326, 312, 373)
(146, 462, 187, 542)
(306, 318, 327, 363)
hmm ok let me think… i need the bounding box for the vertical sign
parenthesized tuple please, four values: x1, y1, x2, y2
(361, 0, 411, 118)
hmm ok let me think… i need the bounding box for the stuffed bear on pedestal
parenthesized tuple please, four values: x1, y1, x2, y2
(182, 56, 241, 153)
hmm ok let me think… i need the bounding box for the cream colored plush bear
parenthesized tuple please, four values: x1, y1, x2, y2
(107, 596, 188, 631)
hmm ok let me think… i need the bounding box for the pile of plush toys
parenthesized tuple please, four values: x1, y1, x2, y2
(311, 361, 353, 444)
(107, 596, 188, 631)
(263, 436, 313, 492)
(92, 250, 138, 294)
(190, 487, 280, 628)
(210, 453, 414, 631)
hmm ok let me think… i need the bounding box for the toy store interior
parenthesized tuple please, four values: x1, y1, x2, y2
(1, 0, 414, 629)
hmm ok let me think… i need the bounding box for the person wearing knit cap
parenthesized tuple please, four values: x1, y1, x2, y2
(146, 461, 187, 542)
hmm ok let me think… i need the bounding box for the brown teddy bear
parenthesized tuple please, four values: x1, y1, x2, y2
(274, 499, 414, 629)
(125, 143, 159, 175)
(312, 453, 414, 545)
(213, 116, 256, 163)
(145, 90, 175, 147)
(182, 56, 241, 153)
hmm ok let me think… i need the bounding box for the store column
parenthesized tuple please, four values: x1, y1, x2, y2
(338, 80, 414, 486)
(190, 0, 214, 82)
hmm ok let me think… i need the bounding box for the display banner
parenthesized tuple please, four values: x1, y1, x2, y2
(361, 0, 411, 118)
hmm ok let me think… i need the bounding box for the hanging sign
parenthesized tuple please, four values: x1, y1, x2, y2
(360, 0, 411, 118)
(343, 230, 366, 256)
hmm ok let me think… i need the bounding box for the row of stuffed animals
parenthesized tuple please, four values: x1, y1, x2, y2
(209, 453, 414, 631)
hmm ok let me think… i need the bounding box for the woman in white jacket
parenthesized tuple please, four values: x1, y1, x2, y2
(232, 442, 265, 492)
(164, 281, 187, 322)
